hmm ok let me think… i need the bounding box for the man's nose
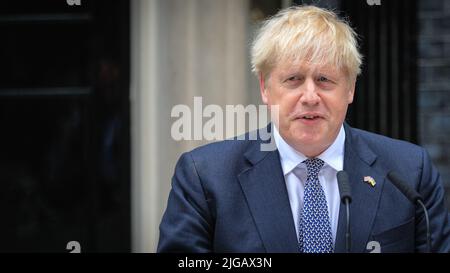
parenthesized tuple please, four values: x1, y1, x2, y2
(299, 78, 320, 105)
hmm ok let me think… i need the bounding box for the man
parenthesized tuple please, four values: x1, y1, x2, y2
(157, 5, 450, 253)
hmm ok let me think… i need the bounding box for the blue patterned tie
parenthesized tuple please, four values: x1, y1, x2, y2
(298, 158, 334, 253)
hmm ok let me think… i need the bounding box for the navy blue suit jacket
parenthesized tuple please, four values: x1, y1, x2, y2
(158, 124, 450, 252)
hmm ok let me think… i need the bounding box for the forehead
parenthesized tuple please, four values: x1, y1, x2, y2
(273, 58, 342, 76)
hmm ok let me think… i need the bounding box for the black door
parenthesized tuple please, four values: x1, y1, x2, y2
(0, 0, 130, 252)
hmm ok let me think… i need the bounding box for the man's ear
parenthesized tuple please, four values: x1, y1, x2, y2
(347, 80, 356, 104)
(259, 73, 269, 105)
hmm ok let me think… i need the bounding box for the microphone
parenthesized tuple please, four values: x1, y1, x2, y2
(337, 171, 352, 253)
(387, 171, 431, 253)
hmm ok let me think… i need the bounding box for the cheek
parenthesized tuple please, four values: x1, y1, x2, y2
(267, 88, 293, 107)
(279, 95, 300, 118)
(281, 92, 301, 108)
(332, 101, 350, 122)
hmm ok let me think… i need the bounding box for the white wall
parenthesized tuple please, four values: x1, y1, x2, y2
(130, 0, 252, 252)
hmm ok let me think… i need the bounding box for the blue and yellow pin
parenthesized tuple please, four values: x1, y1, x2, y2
(364, 176, 376, 187)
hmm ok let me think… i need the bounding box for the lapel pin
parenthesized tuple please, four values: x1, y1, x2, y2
(364, 176, 376, 187)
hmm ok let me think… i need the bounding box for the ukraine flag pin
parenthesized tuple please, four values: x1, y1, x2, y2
(364, 176, 376, 187)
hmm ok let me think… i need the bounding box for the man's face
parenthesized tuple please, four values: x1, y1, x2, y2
(260, 60, 355, 157)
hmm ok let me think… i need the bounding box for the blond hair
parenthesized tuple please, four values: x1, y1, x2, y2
(251, 5, 362, 80)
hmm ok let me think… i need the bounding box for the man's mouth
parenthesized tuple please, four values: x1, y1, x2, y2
(301, 115, 321, 120)
(297, 114, 323, 121)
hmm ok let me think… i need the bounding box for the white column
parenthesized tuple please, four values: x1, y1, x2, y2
(130, 0, 250, 252)
(130, 0, 161, 253)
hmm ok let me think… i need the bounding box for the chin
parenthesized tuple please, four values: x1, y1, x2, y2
(297, 136, 322, 146)
(288, 131, 320, 145)
(291, 126, 322, 141)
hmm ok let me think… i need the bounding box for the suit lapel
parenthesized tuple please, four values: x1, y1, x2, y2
(335, 125, 385, 253)
(237, 136, 299, 253)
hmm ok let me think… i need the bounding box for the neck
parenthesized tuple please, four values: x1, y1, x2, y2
(297, 145, 329, 158)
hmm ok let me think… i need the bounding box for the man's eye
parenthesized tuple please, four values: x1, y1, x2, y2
(287, 76, 300, 81)
(317, 76, 330, 82)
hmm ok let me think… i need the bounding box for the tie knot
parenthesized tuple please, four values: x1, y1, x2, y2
(303, 158, 324, 178)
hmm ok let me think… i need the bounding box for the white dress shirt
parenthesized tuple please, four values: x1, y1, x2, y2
(273, 125, 345, 246)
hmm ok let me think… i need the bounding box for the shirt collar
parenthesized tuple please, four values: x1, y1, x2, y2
(273, 124, 345, 175)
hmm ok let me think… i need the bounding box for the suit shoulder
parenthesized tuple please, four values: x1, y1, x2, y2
(187, 129, 266, 161)
(174, 138, 257, 183)
(189, 138, 251, 159)
(350, 127, 424, 158)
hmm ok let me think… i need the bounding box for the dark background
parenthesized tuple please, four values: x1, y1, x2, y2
(0, 0, 130, 252)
